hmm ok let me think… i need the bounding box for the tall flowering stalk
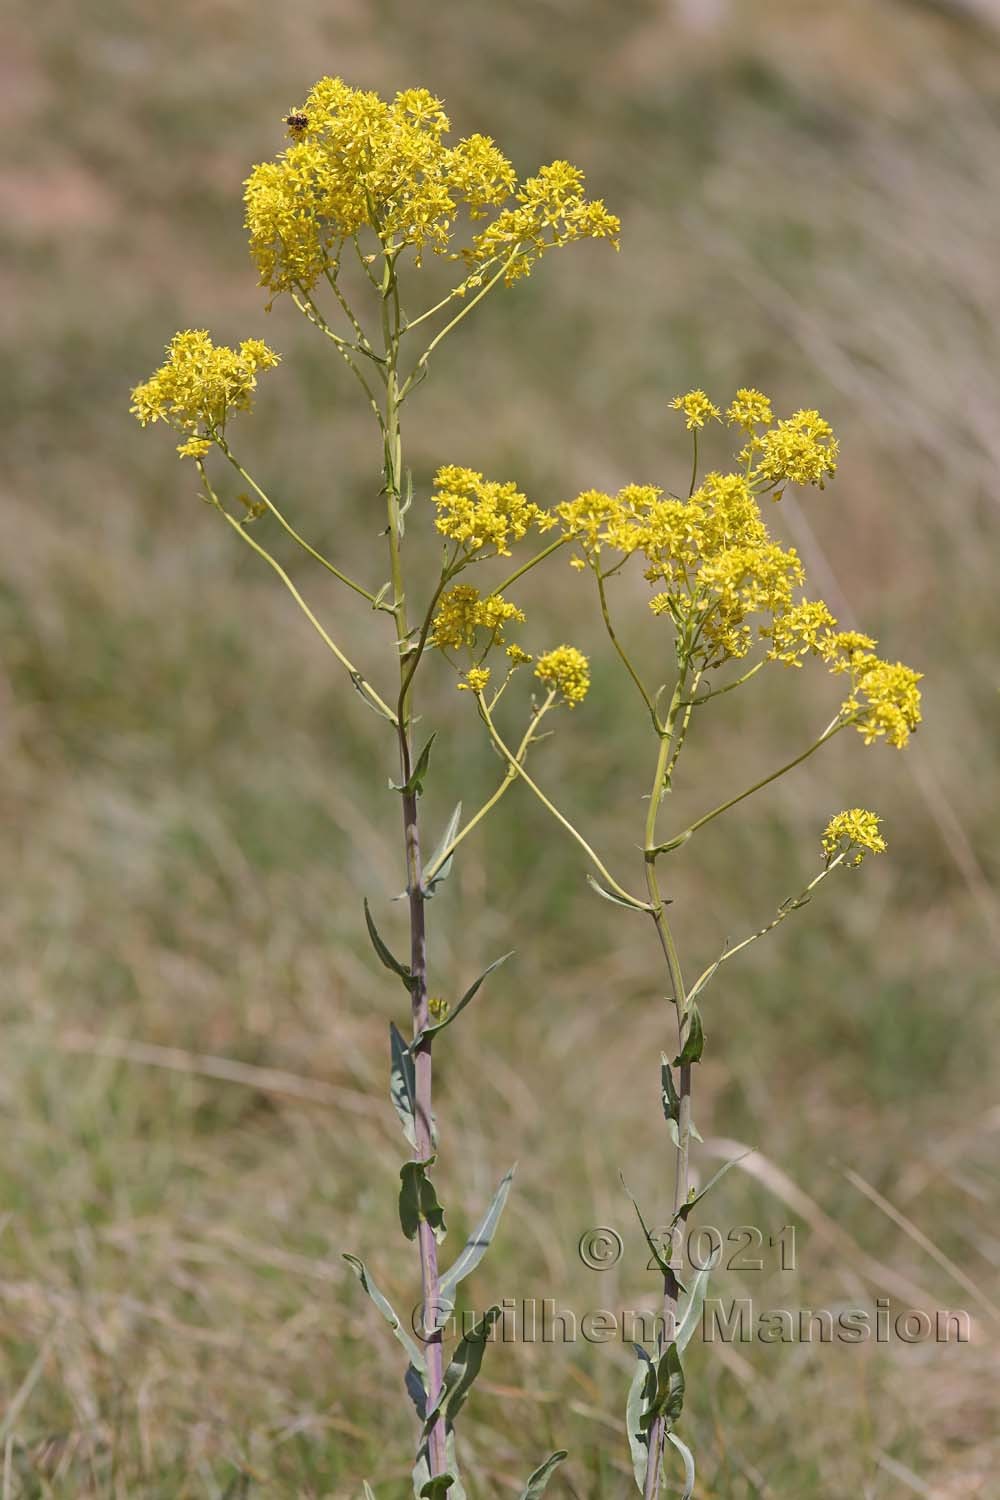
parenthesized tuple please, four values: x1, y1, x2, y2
(448, 389, 921, 1495)
(132, 79, 618, 1498)
(130, 77, 923, 1498)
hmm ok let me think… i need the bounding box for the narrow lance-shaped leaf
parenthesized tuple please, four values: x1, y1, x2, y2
(620, 1172, 680, 1284)
(423, 1305, 502, 1433)
(412, 1430, 465, 1500)
(661, 1053, 702, 1149)
(365, 899, 415, 991)
(640, 1342, 685, 1431)
(342, 1253, 426, 1374)
(675, 1246, 721, 1352)
(437, 1165, 516, 1324)
(666, 1432, 696, 1500)
(586, 874, 650, 912)
(626, 1344, 654, 1493)
(675, 1150, 753, 1226)
(424, 801, 462, 899)
(390, 732, 436, 797)
(518, 1451, 568, 1500)
(412, 953, 513, 1050)
(390, 1022, 418, 1150)
(399, 1157, 447, 1244)
(673, 1001, 705, 1067)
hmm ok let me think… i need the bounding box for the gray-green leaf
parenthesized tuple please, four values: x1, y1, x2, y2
(626, 1345, 654, 1492)
(424, 1305, 501, 1432)
(620, 1172, 674, 1280)
(641, 1342, 684, 1431)
(390, 1022, 418, 1150)
(400, 1158, 447, 1244)
(586, 875, 650, 912)
(675, 1151, 753, 1225)
(365, 899, 415, 991)
(424, 801, 462, 899)
(413, 953, 513, 1050)
(437, 1165, 516, 1324)
(666, 1432, 696, 1500)
(675, 1246, 721, 1352)
(391, 733, 436, 797)
(673, 1002, 704, 1066)
(342, 1253, 426, 1374)
(419, 1478, 454, 1500)
(518, 1451, 568, 1500)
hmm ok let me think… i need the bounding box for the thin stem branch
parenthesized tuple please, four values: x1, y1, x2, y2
(215, 441, 378, 605)
(595, 567, 658, 725)
(421, 697, 554, 889)
(653, 720, 849, 856)
(210, 501, 396, 724)
(494, 535, 568, 594)
(477, 694, 651, 909)
(398, 247, 524, 398)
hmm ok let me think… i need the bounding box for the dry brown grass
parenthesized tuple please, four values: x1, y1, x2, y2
(1, 0, 998, 1494)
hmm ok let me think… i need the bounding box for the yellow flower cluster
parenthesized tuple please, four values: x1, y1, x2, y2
(431, 466, 541, 557)
(750, 409, 839, 491)
(462, 159, 620, 284)
(130, 332, 280, 457)
(763, 599, 838, 666)
(534, 646, 591, 706)
(726, 388, 773, 432)
(458, 667, 492, 694)
(833, 650, 924, 748)
(670, 390, 721, 430)
(822, 809, 887, 866)
(430, 585, 525, 651)
(543, 389, 921, 744)
(244, 79, 618, 294)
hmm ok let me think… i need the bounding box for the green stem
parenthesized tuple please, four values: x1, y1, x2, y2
(493, 535, 568, 594)
(377, 249, 448, 1480)
(596, 567, 658, 725)
(421, 697, 554, 888)
(292, 285, 386, 426)
(477, 695, 650, 909)
(641, 720, 691, 1500)
(216, 442, 378, 605)
(213, 506, 395, 723)
(653, 720, 848, 856)
(398, 247, 524, 398)
(688, 854, 846, 997)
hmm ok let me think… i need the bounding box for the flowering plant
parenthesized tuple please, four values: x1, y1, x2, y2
(132, 78, 920, 1500)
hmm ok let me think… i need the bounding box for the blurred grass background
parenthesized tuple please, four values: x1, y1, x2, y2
(1, 0, 999, 1495)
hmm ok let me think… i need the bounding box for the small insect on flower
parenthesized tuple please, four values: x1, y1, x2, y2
(284, 112, 309, 134)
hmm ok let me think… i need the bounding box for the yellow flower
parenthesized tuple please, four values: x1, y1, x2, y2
(244, 80, 617, 295)
(176, 436, 213, 459)
(130, 331, 280, 452)
(431, 466, 540, 557)
(458, 667, 492, 693)
(535, 645, 590, 706)
(839, 655, 923, 748)
(506, 643, 533, 664)
(430, 585, 524, 651)
(754, 409, 838, 490)
(669, 390, 721, 430)
(463, 159, 620, 284)
(763, 599, 838, 666)
(726, 388, 773, 432)
(822, 809, 887, 866)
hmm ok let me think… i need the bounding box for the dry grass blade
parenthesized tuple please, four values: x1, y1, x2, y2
(840, 1165, 1000, 1323)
